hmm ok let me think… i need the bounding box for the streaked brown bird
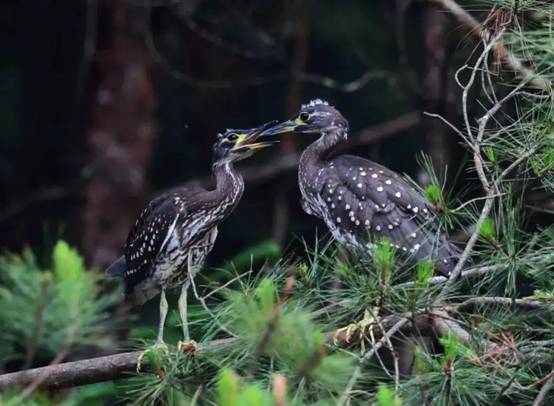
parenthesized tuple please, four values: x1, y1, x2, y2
(106, 122, 277, 347)
(262, 99, 459, 276)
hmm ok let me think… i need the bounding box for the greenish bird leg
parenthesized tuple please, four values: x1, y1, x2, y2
(156, 289, 168, 344)
(137, 289, 169, 372)
(178, 280, 191, 341)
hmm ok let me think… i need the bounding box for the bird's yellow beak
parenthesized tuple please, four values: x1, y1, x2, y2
(234, 121, 280, 151)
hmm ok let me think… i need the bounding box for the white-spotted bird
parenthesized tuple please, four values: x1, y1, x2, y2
(106, 122, 277, 347)
(262, 100, 459, 276)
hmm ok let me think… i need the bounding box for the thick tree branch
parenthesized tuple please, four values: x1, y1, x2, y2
(0, 312, 426, 391)
(0, 352, 141, 391)
(2, 293, 547, 391)
(0, 338, 235, 391)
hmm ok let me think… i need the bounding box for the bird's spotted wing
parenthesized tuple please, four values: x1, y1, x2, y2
(123, 192, 189, 292)
(318, 155, 437, 253)
(317, 155, 458, 274)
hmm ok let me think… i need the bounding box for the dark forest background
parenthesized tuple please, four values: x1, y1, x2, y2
(1, 2, 553, 404)
(1, 0, 546, 272)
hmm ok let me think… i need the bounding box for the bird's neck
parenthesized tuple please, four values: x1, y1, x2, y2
(211, 162, 245, 207)
(300, 127, 346, 174)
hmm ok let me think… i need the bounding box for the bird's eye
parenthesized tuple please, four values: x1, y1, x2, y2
(299, 112, 310, 121)
(227, 133, 239, 141)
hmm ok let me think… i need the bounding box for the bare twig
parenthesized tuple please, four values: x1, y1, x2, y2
(369, 309, 400, 390)
(438, 29, 534, 295)
(423, 111, 470, 145)
(456, 297, 553, 312)
(428, 0, 552, 92)
(532, 369, 554, 406)
(361, 318, 410, 363)
(451, 193, 506, 212)
(188, 274, 237, 338)
(461, 30, 505, 146)
(338, 366, 361, 406)
(190, 385, 203, 406)
(337, 314, 416, 406)
(202, 270, 253, 300)
(395, 263, 503, 289)
(439, 196, 493, 295)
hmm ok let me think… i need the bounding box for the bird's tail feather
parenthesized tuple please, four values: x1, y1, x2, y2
(383, 215, 461, 277)
(106, 256, 126, 278)
(427, 238, 462, 277)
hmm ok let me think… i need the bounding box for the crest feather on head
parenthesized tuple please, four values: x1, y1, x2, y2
(302, 99, 330, 109)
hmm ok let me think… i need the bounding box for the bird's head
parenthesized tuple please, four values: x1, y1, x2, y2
(212, 121, 279, 166)
(260, 99, 348, 139)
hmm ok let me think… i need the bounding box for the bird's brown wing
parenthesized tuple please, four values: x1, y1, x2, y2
(123, 194, 181, 292)
(122, 186, 208, 292)
(317, 155, 456, 274)
(320, 155, 431, 231)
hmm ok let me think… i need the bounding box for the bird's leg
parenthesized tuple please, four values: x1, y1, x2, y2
(189, 270, 237, 338)
(178, 280, 191, 342)
(178, 257, 199, 354)
(137, 289, 169, 372)
(157, 289, 169, 344)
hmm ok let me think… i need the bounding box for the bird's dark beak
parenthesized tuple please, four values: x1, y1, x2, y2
(259, 119, 300, 137)
(235, 121, 280, 151)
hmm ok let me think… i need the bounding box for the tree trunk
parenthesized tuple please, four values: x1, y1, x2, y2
(419, 4, 452, 176)
(81, 1, 157, 269)
(272, 0, 311, 245)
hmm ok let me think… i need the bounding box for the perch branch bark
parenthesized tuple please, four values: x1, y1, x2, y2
(0, 338, 235, 391)
(0, 312, 422, 391)
(0, 351, 142, 390)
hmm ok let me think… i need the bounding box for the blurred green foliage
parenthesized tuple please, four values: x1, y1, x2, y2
(0, 241, 120, 371)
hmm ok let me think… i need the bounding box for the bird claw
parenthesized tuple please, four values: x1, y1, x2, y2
(178, 340, 198, 354)
(136, 341, 168, 373)
(333, 308, 379, 351)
